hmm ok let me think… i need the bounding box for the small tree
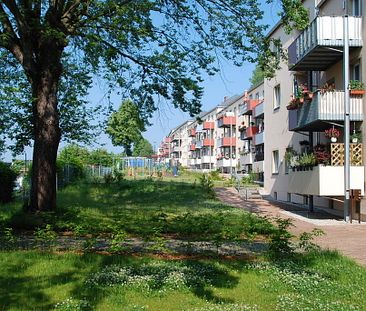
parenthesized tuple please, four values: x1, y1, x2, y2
(87, 149, 114, 167)
(0, 162, 18, 203)
(249, 64, 265, 88)
(133, 138, 154, 157)
(106, 100, 145, 156)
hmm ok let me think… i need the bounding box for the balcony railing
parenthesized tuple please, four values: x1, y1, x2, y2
(239, 152, 253, 165)
(202, 155, 214, 163)
(216, 158, 237, 168)
(203, 121, 215, 130)
(254, 131, 264, 146)
(239, 99, 262, 115)
(254, 101, 264, 117)
(289, 91, 363, 131)
(253, 160, 264, 172)
(217, 116, 236, 128)
(172, 146, 181, 152)
(203, 138, 214, 147)
(288, 16, 363, 71)
(288, 165, 364, 196)
(195, 140, 203, 149)
(188, 128, 196, 137)
(216, 137, 236, 147)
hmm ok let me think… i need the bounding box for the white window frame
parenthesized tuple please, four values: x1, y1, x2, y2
(272, 150, 279, 174)
(273, 84, 281, 110)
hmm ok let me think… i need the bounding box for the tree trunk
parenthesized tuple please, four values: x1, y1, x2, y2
(28, 63, 62, 212)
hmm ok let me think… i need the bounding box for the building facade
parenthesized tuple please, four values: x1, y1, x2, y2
(159, 0, 366, 219)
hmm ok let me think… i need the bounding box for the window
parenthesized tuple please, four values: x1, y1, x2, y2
(352, 63, 361, 81)
(352, 0, 361, 16)
(272, 150, 279, 174)
(273, 84, 281, 110)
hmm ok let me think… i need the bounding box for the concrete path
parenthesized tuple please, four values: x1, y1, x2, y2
(215, 187, 366, 266)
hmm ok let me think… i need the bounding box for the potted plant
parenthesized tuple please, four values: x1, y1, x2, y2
(351, 131, 362, 143)
(313, 144, 330, 166)
(349, 80, 365, 95)
(325, 127, 341, 143)
(318, 82, 335, 94)
(287, 96, 299, 110)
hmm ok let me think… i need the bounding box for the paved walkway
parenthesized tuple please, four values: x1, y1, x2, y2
(215, 187, 366, 266)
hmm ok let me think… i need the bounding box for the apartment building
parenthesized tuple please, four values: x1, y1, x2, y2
(216, 95, 245, 173)
(160, 0, 365, 220)
(239, 83, 265, 183)
(264, 0, 365, 218)
(186, 104, 227, 171)
(167, 121, 193, 167)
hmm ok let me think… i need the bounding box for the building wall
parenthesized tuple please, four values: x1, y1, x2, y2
(263, 23, 304, 199)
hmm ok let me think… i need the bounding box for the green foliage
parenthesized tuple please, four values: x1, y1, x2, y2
(349, 80, 364, 90)
(106, 100, 146, 156)
(58, 144, 89, 167)
(1, 249, 366, 310)
(241, 173, 255, 185)
(208, 170, 223, 181)
(249, 64, 265, 87)
(34, 224, 57, 243)
(0, 161, 18, 203)
(87, 149, 114, 167)
(279, 0, 309, 34)
(132, 138, 154, 157)
(113, 170, 125, 182)
(199, 174, 214, 196)
(298, 228, 324, 252)
(0, 227, 16, 249)
(109, 230, 128, 253)
(268, 218, 295, 258)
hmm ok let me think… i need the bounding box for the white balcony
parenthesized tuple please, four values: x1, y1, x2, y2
(172, 146, 181, 152)
(289, 91, 363, 131)
(216, 158, 237, 168)
(288, 16, 363, 71)
(253, 160, 264, 173)
(288, 166, 364, 196)
(202, 155, 214, 163)
(239, 152, 253, 166)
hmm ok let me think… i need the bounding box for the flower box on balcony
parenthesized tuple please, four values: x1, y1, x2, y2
(350, 90, 366, 95)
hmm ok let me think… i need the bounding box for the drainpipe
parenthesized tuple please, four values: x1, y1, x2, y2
(309, 131, 314, 212)
(343, 7, 350, 222)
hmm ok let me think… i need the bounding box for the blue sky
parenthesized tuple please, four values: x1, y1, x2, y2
(102, 0, 282, 153)
(2, 0, 281, 161)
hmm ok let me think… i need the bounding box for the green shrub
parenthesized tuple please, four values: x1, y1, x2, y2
(209, 170, 223, 181)
(199, 174, 214, 196)
(0, 162, 18, 203)
(241, 174, 254, 185)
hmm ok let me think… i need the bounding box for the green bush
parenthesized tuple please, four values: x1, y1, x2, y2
(0, 162, 18, 203)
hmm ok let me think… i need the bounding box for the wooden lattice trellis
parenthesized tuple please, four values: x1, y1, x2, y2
(330, 143, 363, 166)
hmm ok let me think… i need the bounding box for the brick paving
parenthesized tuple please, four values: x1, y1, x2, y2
(215, 187, 366, 266)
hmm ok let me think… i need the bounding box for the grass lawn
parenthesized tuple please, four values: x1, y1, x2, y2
(1, 176, 366, 310)
(0, 250, 365, 310)
(1, 178, 272, 241)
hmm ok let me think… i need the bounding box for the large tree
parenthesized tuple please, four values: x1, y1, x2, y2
(0, 0, 307, 212)
(132, 138, 154, 157)
(106, 100, 145, 156)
